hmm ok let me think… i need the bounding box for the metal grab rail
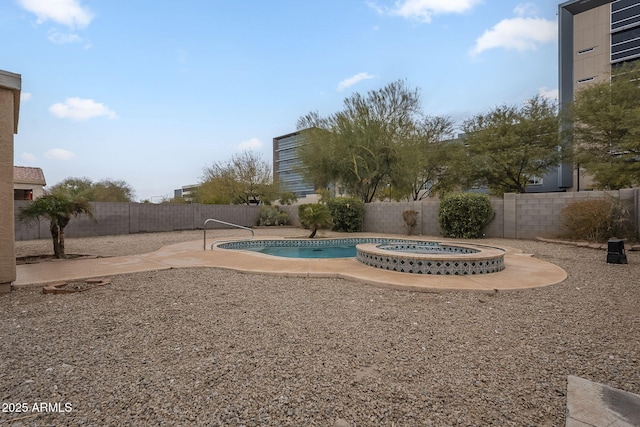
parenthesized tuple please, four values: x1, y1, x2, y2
(203, 218, 254, 250)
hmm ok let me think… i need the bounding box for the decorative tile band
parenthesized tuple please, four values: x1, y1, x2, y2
(218, 238, 426, 250)
(356, 243, 505, 275)
(218, 238, 505, 275)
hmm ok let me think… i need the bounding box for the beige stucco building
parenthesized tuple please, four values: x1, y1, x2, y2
(1, 70, 21, 293)
(559, 0, 640, 190)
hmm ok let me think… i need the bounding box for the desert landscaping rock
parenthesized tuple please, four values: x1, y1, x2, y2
(4, 230, 639, 425)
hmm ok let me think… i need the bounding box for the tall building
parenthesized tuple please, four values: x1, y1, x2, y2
(272, 131, 315, 198)
(557, 0, 640, 190)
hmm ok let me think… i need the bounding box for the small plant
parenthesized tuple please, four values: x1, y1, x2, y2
(438, 192, 494, 238)
(326, 197, 364, 232)
(402, 209, 418, 235)
(298, 203, 333, 238)
(561, 197, 635, 242)
(258, 205, 289, 226)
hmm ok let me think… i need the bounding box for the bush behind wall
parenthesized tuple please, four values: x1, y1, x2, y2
(327, 197, 364, 232)
(561, 197, 637, 242)
(438, 193, 495, 238)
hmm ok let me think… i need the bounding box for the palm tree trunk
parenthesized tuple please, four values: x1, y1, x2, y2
(58, 226, 66, 259)
(50, 222, 61, 258)
(308, 225, 317, 238)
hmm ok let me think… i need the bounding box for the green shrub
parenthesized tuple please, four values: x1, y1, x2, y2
(438, 193, 494, 238)
(403, 209, 418, 235)
(561, 197, 635, 242)
(326, 197, 364, 232)
(258, 205, 289, 226)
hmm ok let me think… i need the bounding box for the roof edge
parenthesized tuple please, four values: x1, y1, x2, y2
(0, 69, 22, 134)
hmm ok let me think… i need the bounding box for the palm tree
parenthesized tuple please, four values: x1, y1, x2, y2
(298, 204, 333, 238)
(18, 193, 95, 258)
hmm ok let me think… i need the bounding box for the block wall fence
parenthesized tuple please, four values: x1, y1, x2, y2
(15, 188, 640, 241)
(279, 188, 640, 240)
(14, 202, 262, 241)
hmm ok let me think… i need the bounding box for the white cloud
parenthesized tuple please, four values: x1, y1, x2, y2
(48, 29, 90, 47)
(21, 93, 32, 102)
(17, 0, 93, 28)
(538, 86, 558, 101)
(49, 97, 117, 121)
(19, 152, 38, 163)
(471, 14, 556, 56)
(45, 148, 75, 160)
(369, 0, 481, 23)
(514, 3, 538, 18)
(337, 72, 375, 91)
(236, 138, 262, 151)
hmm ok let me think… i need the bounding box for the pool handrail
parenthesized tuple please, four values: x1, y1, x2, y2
(203, 218, 254, 250)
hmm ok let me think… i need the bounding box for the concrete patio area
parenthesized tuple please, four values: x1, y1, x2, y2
(14, 235, 567, 292)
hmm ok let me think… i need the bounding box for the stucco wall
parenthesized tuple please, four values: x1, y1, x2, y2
(1, 73, 20, 290)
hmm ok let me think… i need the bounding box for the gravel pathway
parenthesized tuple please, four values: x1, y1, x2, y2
(3, 231, 640, 426)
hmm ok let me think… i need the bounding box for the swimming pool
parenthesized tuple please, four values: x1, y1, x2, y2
(217, 238, 506, 275)
(217, 238, 402, 258)
(248, 244, 356, 258)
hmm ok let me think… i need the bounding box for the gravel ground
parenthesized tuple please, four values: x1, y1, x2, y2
(3, 231, 640, 426)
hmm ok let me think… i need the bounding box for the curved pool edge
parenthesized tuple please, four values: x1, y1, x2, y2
(356, 242, 505, 275)
(208, 237, 567, 292)
(13, 235, 568, 292)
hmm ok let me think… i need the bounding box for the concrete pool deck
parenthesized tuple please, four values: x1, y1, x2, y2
(14, 236, 567, 292)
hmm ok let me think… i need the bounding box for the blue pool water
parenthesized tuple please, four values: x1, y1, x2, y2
(248, 245, 357, 258)
(219, 238, 441, 259)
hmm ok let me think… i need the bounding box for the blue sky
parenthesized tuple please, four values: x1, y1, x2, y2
(3, 0, 560, 201)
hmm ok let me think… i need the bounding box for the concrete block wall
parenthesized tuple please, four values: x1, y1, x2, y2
(14, 189, 640, 241)
(15, 202, 261, 241)
(514, 192, 574, 239)
(363, 199, 503, 238)
(484, 198, 504, 238)
(277, 189, 639, 240)
(361, 189, 639, 240)
(419, 200, 441, 236)
(135, 203, 194, 233)
(278, 205, 300, 227)
(363, 202, 423, 235)
(74, 202, 131, 237)
(196, 204, 261, 230)
(512, 189, 639, 239)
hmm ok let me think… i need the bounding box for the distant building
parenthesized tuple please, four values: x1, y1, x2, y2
(13, 166, 46, 200)
(174, 184, 199, 202)
(556, 0, 640, 191)
(272, 131, 316, 198)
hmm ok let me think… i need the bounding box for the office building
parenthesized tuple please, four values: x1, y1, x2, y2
(272, 131, 315, 198)
(555, 0, 640, 191)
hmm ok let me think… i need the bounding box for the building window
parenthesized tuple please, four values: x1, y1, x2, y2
(577, 77, 595, 84)
(611, 0, 640, 31)
(578, 47, 595, 54)
(528, 176, 543, 186)
(13, 189, 33, 200)
(611, 26, 640, 63)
